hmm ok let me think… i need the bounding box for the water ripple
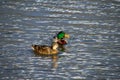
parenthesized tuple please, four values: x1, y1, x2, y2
(0, 0, 120, 80)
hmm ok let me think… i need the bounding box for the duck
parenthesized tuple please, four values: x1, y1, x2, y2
(32, 31, 70, 55)
(32, 41, 59, 56)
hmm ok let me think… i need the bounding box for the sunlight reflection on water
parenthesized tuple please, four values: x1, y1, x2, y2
(0, 0, 120, 80)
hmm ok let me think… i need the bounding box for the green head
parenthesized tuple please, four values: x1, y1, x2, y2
(57, 31, 65, 39)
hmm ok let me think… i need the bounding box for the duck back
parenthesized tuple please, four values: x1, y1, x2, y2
(32, 45, 58, 56)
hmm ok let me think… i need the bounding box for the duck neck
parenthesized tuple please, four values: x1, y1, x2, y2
(52, 42, 58, 50)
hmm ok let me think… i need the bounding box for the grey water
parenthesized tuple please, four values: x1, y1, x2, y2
(0, 0, 120, 80)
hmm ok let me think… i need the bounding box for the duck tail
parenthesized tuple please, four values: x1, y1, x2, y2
(31, 45, 37, 50)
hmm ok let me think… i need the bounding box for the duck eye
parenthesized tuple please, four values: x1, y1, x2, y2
(53, 36, 56, 38)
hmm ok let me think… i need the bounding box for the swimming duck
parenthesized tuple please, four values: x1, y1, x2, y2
(53, 31, 70, 51)
(32, 41, 59, 56)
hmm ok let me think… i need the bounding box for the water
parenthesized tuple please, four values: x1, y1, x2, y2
(0, 0, 120, 80)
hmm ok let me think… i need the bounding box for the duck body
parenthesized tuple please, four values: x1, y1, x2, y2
(32, 42, 58, 56)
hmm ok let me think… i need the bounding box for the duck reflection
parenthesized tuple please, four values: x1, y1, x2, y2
(34, 53, 58, 68)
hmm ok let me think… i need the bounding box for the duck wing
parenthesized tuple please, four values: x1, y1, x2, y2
(32, 45, 52, 55)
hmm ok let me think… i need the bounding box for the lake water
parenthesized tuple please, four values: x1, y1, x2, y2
(0, 0, 120, 80)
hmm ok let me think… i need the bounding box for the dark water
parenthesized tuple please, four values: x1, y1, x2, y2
(0, 0, 120, 80)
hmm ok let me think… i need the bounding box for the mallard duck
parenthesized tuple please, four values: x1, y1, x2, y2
(32, 42, 59, 56)
(32, 31, 70, 55)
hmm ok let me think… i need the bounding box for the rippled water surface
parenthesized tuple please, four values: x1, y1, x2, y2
(0, 0, 120, 80)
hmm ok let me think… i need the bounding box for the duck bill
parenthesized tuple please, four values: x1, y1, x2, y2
(64, 33, 70, 38)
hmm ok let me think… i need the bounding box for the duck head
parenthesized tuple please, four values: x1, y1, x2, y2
(57, 31, 70, 39)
